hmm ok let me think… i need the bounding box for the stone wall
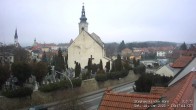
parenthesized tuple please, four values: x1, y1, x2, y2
(79, 70, 139, 93)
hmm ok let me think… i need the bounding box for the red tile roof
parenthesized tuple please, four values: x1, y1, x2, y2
(152, 71, 195, 110)
(99, 89, 161, 110)
(99, 72, 195, 110)
(172, 56, 193, 68)
(150, 87, 167, 95)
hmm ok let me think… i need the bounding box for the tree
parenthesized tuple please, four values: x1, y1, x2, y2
(41, 51, 47, 63)
(179, 42, 187, 50)
(116, 54, 122, 71)
(0, 64, 10, 89)
(133, 64, 146, 75)
(189, 44, 195, 50)
(11, 62, 32, 86)
(65, 54, 68, 69)
(75, 62, 81, 78)
(133, 73, 173, 92)
(99, 59, 103, 70)
(13, 47, 30, 63)
(92, 64, 98, 74)
(32, 62, 48, 83)
(105, 61, 110, 72)
(53, 48, 65, 72)
(87, 58, 92, 72)
(118, 40, 126, 53)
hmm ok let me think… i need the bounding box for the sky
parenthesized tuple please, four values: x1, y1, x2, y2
(0, 0, 196, 46)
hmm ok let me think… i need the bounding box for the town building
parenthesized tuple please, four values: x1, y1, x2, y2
(68, 4, 110, 68)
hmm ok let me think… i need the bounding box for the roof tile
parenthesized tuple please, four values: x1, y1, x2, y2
(172, 56, 193, 68)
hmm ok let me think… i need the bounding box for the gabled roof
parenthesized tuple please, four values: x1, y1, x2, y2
(172, 56, 193, 68)
(69, 30, 104, 49)
(156, 64, 180, 77)
(152, 71, 195, 110)
(99, 89, 161, 110)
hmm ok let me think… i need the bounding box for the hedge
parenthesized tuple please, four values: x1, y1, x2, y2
(2, 87, 33, 98)
(107, 70, 129, 79)
(95, 74, 107, 82)
(72, 78, 82, 87)
(39, 79, 82, 92)
(95, 70, 129, 82)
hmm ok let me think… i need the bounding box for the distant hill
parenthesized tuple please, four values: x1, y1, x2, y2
(126, 41, 177, 49)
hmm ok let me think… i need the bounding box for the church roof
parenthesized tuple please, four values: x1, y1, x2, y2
(88, 32, 104, 48)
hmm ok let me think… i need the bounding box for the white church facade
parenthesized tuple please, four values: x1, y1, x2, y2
(68, 4, 110, 69)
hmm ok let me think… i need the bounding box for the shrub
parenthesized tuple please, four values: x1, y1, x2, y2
(95, 74, 107, 82)
(39, 79, 82, 92)
(39, 80, 70, 92)
(82, 71, 91, 80)
(2, 87, 33, 98)
(134, 73, 173, 92)
(120, 70, 129, 78)
(133, 64, 146, 74)
(108, 70, 129, 79)
(97, 69, 105, 74)
(71, 78, 82, 87)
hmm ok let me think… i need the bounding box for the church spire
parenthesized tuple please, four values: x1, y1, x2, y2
(14, 28, 18, 39)
(79, 3, 88, 33)
(14, 28, 19, 47)
(80, 3, 87, 23)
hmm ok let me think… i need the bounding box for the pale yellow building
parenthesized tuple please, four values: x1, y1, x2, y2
(68, 4, 110, 69)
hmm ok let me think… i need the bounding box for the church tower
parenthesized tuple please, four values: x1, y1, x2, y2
(79, 4, 88, 33)
(14, 28, 19, 47)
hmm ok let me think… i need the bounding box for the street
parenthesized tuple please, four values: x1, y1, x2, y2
(48, 82, 135, 110)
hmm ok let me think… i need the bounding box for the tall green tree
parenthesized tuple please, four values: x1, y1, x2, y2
(99, 59, 103, 70)
(105, 61, 110, 72)
(75, 62, 81, 78)
(116, 54, 122, 71)
(53, 48, 65, 72)
(87, 58, 92, 72)
(118, 40, 126, 53)
(12, 62, 32, 86)
(179, 42, 187, 50)
(32, 62, 48, 83)
(0, 64, 10, 89)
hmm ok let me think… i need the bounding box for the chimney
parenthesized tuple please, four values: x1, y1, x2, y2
(192, 80, 196, 110)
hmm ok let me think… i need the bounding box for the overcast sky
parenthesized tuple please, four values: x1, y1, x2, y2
(0, 0, 196, 46)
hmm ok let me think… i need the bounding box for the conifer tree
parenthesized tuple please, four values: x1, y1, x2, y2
(41, 51, 47, 63)
(105, 61, 110, 72)
(99, 59, 103, 70)
(179, 42, 187, 50)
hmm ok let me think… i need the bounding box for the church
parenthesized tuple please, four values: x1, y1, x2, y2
(68, 4, 110, 69)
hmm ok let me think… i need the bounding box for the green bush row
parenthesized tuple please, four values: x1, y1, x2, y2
(39, 79, 82, 92)
(2, 87, 33, 98)
(95, 70, 129, 82)
(95, 73, 107, 82)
